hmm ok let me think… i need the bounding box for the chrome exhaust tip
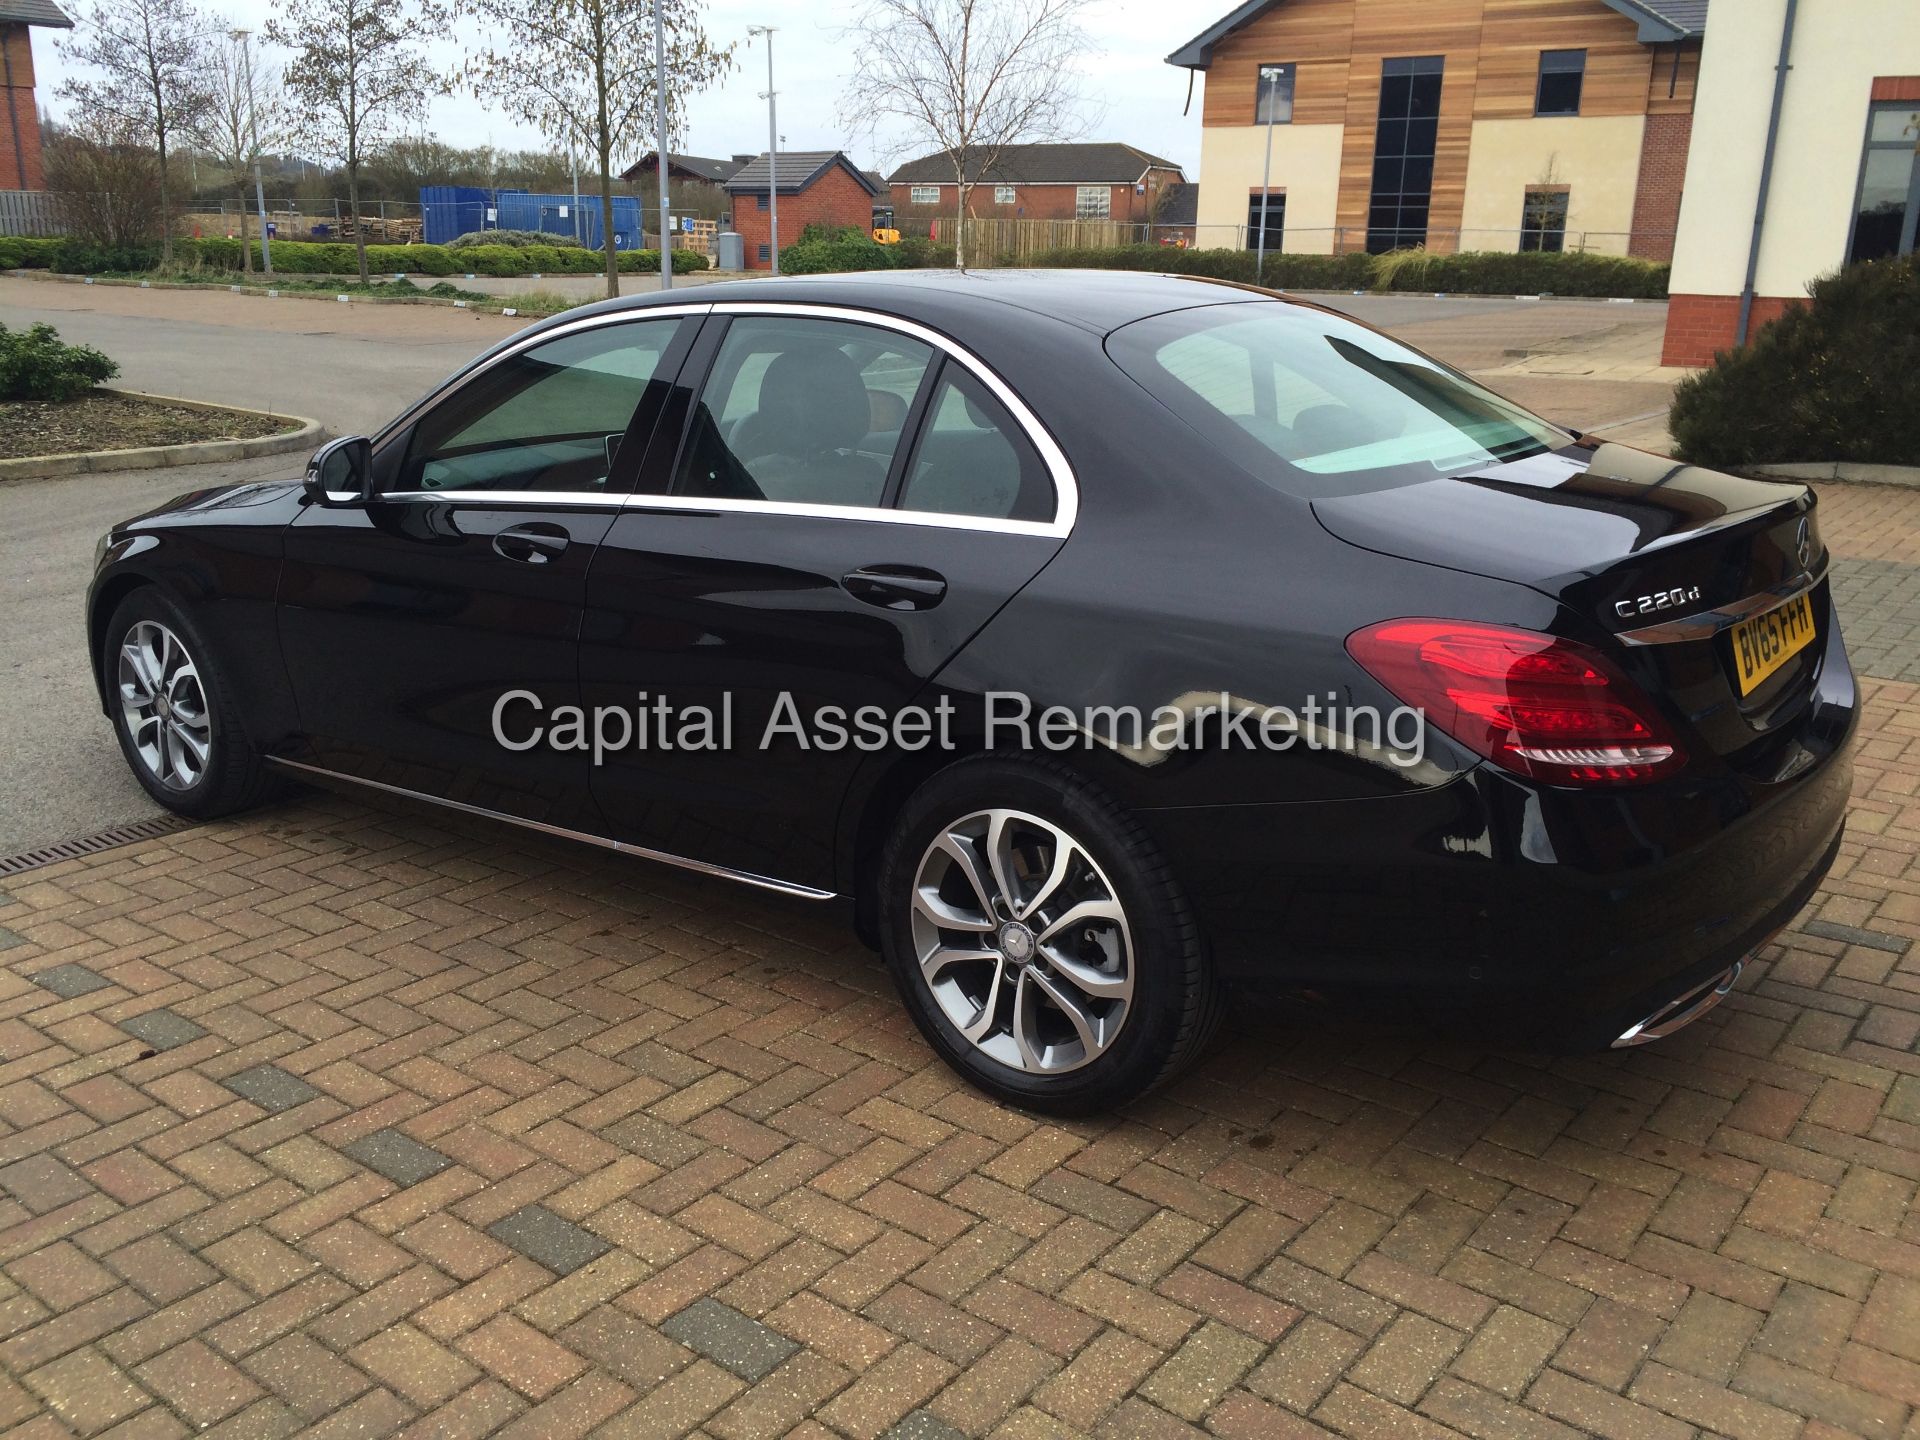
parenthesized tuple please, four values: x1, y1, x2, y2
(1611, 959, 1744, 1048)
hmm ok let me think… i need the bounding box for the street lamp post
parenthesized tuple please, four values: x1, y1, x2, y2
(1254, 64, 1279, 285)
(652, 0, 673, 290)
(747, 25, 778, 274)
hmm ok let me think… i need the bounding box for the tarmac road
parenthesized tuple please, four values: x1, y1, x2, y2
(0, 278, 1674, 855)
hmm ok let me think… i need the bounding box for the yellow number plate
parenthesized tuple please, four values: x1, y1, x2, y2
(1731, 593, 1815, 696)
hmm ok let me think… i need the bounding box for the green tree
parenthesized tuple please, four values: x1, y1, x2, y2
(454, 0, 731, 298)
(265, 0, 446, 283)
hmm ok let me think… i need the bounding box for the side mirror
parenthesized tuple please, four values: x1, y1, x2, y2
(304, 436, 373, 506)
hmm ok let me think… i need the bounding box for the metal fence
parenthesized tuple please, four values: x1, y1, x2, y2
(895, 215, 1676, 263)
(0, 190, 65, 237)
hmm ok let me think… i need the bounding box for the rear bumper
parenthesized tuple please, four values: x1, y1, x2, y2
(1134, 624, 1857, 1050)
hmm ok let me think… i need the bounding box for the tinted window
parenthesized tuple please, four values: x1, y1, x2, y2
(1109, 303, 1567, 498)
(898, 367, 1054, 522)
(398, 320, 679, 493)
(1255, 63, 1294, 124)
(677, 317, 935, 509)
(1536, 49, 1585, 116)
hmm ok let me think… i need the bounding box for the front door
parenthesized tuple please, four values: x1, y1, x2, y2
(277, 314, 695, 830)
(581, 309, 1071, 891)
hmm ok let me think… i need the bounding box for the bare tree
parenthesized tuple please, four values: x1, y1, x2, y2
(195, 29, 284, 272)
(845, 0, 1094, 267)
(265, 0, 445, 284)
(57, 0, 215, 264)
(43, 111, 166, 248)
(454, 0, 731, 298)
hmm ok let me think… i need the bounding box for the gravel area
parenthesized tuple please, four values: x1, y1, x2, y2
(0, 390, 295, 459)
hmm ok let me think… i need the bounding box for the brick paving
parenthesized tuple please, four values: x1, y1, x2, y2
(0, 481, 1917, 1439)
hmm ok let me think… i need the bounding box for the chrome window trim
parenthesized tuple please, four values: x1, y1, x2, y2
(1614, 558, 1828, 646)
(371, 299, 1081, 540)
(265, 756, 836, 900)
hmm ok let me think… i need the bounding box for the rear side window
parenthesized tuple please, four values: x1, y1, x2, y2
(1108, 302, 1567, 498)
(677, 316, 935, 509)
(898, 366, 1054, 523)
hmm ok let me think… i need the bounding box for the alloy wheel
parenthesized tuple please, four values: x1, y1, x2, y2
(910, 808, 1134, 1074)
(117, 620, 213, 791)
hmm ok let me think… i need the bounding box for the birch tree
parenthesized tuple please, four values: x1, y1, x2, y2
(265, 0, 444, 284)
(195, 29, 284, 272)
(57, 0, 215, 265)
(845, 0, 1094, 267)
(455, 0, 732, 298)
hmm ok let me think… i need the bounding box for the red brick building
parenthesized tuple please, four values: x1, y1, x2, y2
(724, 151, 881, 270)
(887, 143, 1186, 227)
(0, 0, 71, 192)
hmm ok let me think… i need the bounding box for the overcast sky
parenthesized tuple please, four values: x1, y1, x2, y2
(36, 0, 1207, 180)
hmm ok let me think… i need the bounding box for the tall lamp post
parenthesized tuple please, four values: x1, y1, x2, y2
(747, 25, 778, 274)
(1254, 63, 1280, 285)
(652, 0, 673, 289)
(232, 29, 272, 277)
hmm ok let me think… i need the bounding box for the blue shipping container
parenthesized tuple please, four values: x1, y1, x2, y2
(419, 185, 642, 249)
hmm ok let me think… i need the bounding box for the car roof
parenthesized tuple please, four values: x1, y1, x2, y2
(564, 267, 1285, 337)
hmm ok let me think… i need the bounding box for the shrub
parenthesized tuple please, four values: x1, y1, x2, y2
(1668, 254, 1920, 469)
(447, 228, 585, 249)
(778, 225, 898, 275)
(892, 235, 956, 269)
(1368, 247, 1669, 299)
(48, 239, 164, 274)
(1018, 244, 1373, 290)
(0, 321, 119, 401)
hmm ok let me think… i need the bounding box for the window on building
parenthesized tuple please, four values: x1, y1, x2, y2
(755, 194, 768, 210)
(909, 185, 940, 205)
(1535, 50, 1586, 116)
(1256, 63, 1295, 124)
(1520, 189, 1569, 251)
(1246, 192, 1285, 251)
(758, 244, 770, 262)
(1076, 186, 1112, 220)
(994, 185, 1016, 205)
(1848, 103, 1920, 264)
(1368, 56, 1443, 252)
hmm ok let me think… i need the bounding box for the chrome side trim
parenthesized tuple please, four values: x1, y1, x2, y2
(265, 756, 836, 901)
(1614, 559, 1827, 646)
(370, 299, 1081, 541)
(1611, 960, 1742, 1047)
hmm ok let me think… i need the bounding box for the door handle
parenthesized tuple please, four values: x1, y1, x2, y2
(842, 565, 948, 610)
(492, 522, 570, 564)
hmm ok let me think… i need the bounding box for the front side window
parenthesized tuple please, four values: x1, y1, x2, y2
(1075, 185, 1112, 220)
(1256, 62, 1295, 124)
(397, 319, 681, 494)
(1520, 188, 1569, 251)
(995, 185, 1016, 204)
(898, 367, 1054, 522)
(676, 316, 935, 509)
(1536, 49, 1586, 115)
(1108, 302, 1567, 499)
(910, 184, 940, 205)
(1849, 103, 1920, 264)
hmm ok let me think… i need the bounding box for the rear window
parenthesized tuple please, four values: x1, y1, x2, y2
(1107, 302, 1568, 498)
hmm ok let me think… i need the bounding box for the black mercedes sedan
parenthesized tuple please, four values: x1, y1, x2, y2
(86, 271, 1857, 1112)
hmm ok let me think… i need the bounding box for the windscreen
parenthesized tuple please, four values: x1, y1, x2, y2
(1107, 301, 1570, 498)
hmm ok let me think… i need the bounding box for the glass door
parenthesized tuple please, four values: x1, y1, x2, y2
(1848, 103, 1920, 264)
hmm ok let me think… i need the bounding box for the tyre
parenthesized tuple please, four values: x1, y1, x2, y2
(103, 588, 279, 820)
(877, 755, 1219, 1114)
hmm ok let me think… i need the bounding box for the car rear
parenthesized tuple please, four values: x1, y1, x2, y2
(1105, 296, 1857, 1048)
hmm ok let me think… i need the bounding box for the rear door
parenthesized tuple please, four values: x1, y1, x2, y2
(581, 306, 1072, 892)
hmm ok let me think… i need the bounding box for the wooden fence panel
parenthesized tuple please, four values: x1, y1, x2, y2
(0, 190, 65, 238)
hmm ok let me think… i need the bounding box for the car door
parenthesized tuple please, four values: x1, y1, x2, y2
(277, 311, 698, 831)
(581, 306, 1074, 892)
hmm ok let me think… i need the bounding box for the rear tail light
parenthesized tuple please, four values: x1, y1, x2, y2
(1346, 618, 1685, 786)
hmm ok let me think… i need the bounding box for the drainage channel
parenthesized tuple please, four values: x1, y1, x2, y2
(0, 814, 196, 877)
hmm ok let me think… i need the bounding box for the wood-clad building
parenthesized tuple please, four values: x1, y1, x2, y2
(1166, 0, 1706, 257)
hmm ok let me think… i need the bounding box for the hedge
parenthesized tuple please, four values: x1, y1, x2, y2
(1668, 253, 1919, 469)
(1016, 243, 1666, 298)
(0, 235, 707, 278)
